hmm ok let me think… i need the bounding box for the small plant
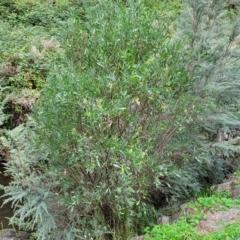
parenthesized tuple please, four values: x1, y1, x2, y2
(205, 223, 240, 240)
(144, 219, 199, 240)
(28, 235, 36, 240)
(145, 220, 240, 240)
(145, 193, 240, 240)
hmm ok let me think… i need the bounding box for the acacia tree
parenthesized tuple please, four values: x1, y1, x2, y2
(2, 0, 240, 239)
(177, 0, 240, 175)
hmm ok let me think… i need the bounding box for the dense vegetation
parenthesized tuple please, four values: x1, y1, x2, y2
(0, 0, 240, 239)
(145, 174, 240, 240)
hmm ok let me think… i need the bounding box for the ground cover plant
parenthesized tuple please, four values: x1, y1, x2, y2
(1, 0, 240, 239)
(145, 188, 240, 240)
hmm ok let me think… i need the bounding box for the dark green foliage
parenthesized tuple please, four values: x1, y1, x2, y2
(0, 19, 64, 130)
(0, 0, 79, 28)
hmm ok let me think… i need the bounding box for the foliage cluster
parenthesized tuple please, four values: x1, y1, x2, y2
(145, 218, 240, 240)
(0, 3, 65, 133)
(0, 0, 83, 27)
(177, 0, 240, 175)
(1, 0, 240, 239)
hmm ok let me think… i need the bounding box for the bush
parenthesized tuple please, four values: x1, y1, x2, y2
(0, 19, 64, 130)
(0, 0, 78, 27)
(3, 1, 191, 239)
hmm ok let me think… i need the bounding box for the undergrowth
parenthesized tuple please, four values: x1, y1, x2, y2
(145, 190, 240, 240)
